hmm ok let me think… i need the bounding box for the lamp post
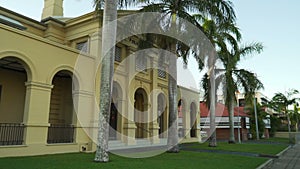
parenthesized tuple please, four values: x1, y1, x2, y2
(236, 92, 241, 143)
(253, 93, 259, 140)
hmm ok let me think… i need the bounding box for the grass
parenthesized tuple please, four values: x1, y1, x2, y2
(186, 140, 288, 155)
(0, 138, 289, 169)
(0, 151, 266, 169)
(255, 137, 290, 144)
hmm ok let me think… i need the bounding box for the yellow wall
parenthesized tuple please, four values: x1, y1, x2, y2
(178, 85, 201, 140)
(0, 23, 94, 156)
(0, 68, 26, 123)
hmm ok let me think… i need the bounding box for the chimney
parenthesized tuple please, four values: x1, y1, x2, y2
(41, 0, 64, 20)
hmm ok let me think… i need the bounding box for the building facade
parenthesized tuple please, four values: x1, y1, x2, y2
(0, 1, 200, 157)
(200, 102, 250, 141)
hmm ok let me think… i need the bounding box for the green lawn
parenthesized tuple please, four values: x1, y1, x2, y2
(0, 151, 266, 169)
(0, 138, 289, 169)
(255, 137, 290, 144)
(186, 141, 288, 155)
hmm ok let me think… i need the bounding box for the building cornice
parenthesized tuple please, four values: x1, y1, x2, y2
(0, 6, 46, 30)
(1, 23, 93, 59)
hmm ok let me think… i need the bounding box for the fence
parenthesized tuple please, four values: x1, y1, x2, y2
(0, 123, 24, 145)
(47, 124, 75, 144)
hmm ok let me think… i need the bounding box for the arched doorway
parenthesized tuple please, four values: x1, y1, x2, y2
(48, 70, 75, 144)
(109, 82, 122, 140)
(190, 102, 197, 137)
(157, 93, 166, 138)
(178, 99, 188, 138)
(178, 99, 184, 138)
(0, 57, 29, 145)
(134, 88, 148, 138)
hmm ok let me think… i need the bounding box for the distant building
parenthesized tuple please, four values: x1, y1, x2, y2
(200, 102, 250, 141)
(213, 91, 276, 139)
(236, 92, 273, 138)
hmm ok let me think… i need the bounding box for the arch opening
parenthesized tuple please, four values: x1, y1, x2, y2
(177, 99, 185, 138)
(157, 93, 166, 138)
(134, 88, 148, 138)
(0, 57, 29, 145)
(109, 81, 123, 140)
(47, 70, 75, 144)
(190, 102, 197, 138)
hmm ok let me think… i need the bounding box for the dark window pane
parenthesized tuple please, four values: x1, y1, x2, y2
(158, 68, 166, 79)
(76, 41, 88, 53)
(115, 47, 121, 62)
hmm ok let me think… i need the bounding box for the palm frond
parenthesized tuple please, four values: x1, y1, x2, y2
(118, 0, 148, 8)
(237, 42, 263, 59)
(201, 73, 210, 106)
(140, 2, 167, 12)
(234, 69, 264, 103)
(94, 0, 147, 10)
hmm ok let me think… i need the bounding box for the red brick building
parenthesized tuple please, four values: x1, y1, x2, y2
(200, 102, 251, 141)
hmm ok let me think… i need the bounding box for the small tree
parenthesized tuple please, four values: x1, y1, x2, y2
(270, 89, 299, 143)
(290, 104, 300, 131)
(269, 115, 281, 137)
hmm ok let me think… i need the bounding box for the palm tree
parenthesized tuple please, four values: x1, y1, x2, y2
(199, 17, 239, 147)
(270, 89, 299, 142)
(140, 0, 237, 152)
(93, 0, 143, 162)
(140, 0, 198, 153)
(93, 0, 118, 163)
(202, 39, 264, 144)
(220, 43, 264, 143)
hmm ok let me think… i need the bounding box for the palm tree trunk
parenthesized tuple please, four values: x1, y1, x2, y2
(286, 108, 292, 143)
(167, 50, 179, 152)
(208, 66, 217, 147)
(228, 97, 235, 143)
(167, 13, 179, 153)
(287, 112, 291, 133)
(94, 0, 118, 162)
(296, 117, 299, 132)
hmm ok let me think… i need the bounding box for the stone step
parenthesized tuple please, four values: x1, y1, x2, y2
(108, 138, 168, 151)
(135, 139, 151, 146)
(108, 140, 126, 150)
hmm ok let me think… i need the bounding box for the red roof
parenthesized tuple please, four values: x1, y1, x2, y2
(200, 102, 249, 117)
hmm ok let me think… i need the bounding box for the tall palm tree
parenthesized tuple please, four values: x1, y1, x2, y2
(219, 42, 264, 143)
(140, 0, 198, 153)
(140, 0, 237, 152)
(93, 0, 143, 162)
(200, 18, 240, 147)
(270, 89, 299, 142)
(203, 40, 264, 143)
(93, 0, 118, 163)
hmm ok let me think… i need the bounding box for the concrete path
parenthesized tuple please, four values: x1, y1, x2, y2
(262, 144, 300, 169)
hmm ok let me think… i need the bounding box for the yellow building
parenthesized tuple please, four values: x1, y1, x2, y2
(0, 0, 200, 157)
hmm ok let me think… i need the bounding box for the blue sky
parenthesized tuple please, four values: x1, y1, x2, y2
(0, 0, 299, 99)
(233, 0, 300, 99)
